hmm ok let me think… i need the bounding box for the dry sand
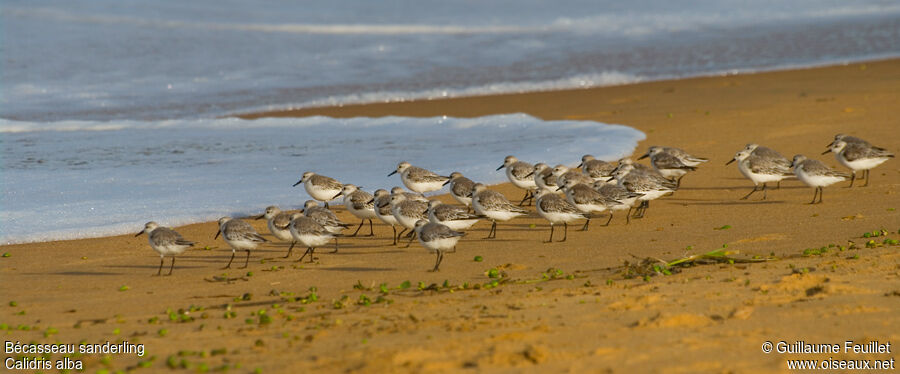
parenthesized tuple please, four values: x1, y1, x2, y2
(2, 60, 899, 373)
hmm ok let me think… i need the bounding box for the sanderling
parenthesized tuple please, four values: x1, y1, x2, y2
(293, 172, 343, 208)
(334, 184, 377, 236)
(371, 189, 400, 245)
(215, 217, 268, 269)
(301, 200, 348, 252)
(726, 146, 793, 200)
(497, 155, 537, 205)
(578, 155, 616, 183)
(414, 219, 464, 272)
(444, 172, 476, 208)
(390, 186, 429, 202)
(427, 200, 480, 231)
(609, 165, 676, 218)
(470, 183, 527, 239)
(791, 155, 850, 204)
(828, 133, 870, 147)
(638, 146, 706, 187)
(532, 163, 558, 192)
(558, 179, 619, 231)
(534, 189, 585, 242)
(136, 222, 194, 275)
(823, 138, 893, 187)
(389, 161, 449, 194)
(256, 205, 296, 258)
(390, 193, 430, 247)
(551, 164, 593, 188)
(614, 158, 655, 174)
(592, 181, 643, 225)
(743, 143, 793, 189)
(288, 213, 335, 263)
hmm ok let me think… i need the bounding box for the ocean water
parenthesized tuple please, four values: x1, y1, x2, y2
(2, 0, 899, 121)
(0, 115, 645, 244)
(1, 0, 899, 243)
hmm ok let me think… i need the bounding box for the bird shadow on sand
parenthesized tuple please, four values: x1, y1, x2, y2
(663, 199, 787, 206)
(34, 271, 125, 276)
(318, 266, 398, 272)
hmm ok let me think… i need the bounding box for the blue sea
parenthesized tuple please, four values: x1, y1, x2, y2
(1, 0, 898, 243)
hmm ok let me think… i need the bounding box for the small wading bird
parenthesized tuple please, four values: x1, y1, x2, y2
(823, 138, 893, 187)
(301, 200, 348, 253)
(638, 146, 707, 187)
(333, 184, 377, 236)
(469, 183, 527, 239)
(389, 162, 449, 194)
(534, 189, 585, 242)
(288, 214, 335, 263)
(497, 155, 537, 205)
(790, 154, 850, 204)
(726, 145, 792, 200)
(256, 205, 296, 258)
(413, 219, 464, 272)
(293, 172, 343, 208)
(136, 222, 194, 276)
(443, 172, 476, 208)
(215, 217, 268, 269)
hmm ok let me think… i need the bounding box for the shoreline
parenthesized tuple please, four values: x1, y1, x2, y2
(235, 56, 900, 120)
(2, 59, 898, 373)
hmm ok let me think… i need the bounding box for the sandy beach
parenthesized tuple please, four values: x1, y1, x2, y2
(2, 60, 899, 373)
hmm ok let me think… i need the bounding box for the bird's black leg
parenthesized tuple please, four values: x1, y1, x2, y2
(395, 228, 407, 245)
(367, 219, 374, 236)
(284, 241, 295, 258)
(561, 222, 568, 242)
(545, 224, 554, 243)
(604, 213, 614, 226)
(350, 220, 364, 236)
(741, 185, 759, 200)
(581, 214, 591, 231)
(863, 170, 870, 187)
(431, 250, 443, 272)
(761, 183, 768, 200)
(485, 221, 497, 239)
(297, 247, 312, 262)
(404, 232, 417, 248)
(168, 257, 175, 276)
(156, 257, 164, 276)
(240, 249, 250, 269)
(331, 238, 339, 253)
(223, 250, 235, 269)
(848, 171, 856, 187)
(809, 187, 819, 204)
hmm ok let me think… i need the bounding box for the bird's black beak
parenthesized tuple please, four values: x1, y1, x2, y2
(255, 214, 265, 220)
(555, 185, 563, 191)
(214, 230, 220, 240)
(576, 162, 583, 168)
(821, 149, 831, 155)
(496, 164, 505, 171)
(605, 176, 615, 182)
(292, 180, 302, 187)
(134, 231, 143, 237)
(366, 198, 375, 204)
(525, 171, 534, 178)
(332, 192, 343, 199)
(442, 179, 452, 186)
(637, 153, 649, 160)
(725, 159, 735, 165)
(388, 170, 397, 177)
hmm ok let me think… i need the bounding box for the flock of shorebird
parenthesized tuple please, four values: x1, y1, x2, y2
(137, 133, 893, 275)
